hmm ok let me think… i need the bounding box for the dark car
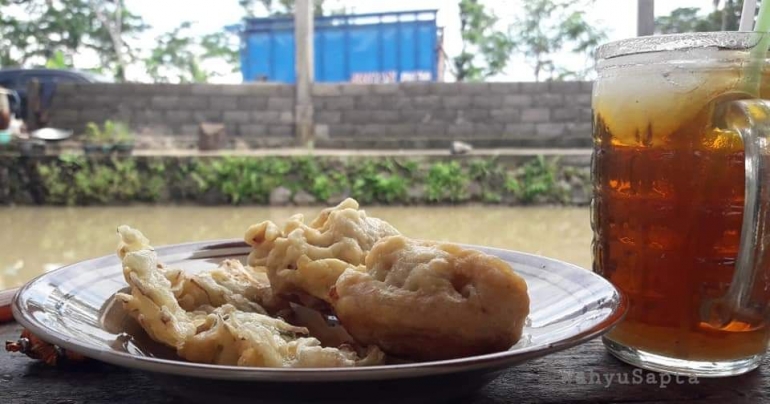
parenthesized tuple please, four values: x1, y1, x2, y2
(0, 68, 113, 118)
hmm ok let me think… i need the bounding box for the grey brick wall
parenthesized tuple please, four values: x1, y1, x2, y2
(314, 82, 592, 148)
(49, 83, 295, 148)
(48, 81, 593, 149)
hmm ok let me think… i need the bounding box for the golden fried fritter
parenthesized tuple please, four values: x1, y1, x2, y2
(330, 235, 530, 361)
(244, 198, 399, 303)
(115, 225, 384, 368)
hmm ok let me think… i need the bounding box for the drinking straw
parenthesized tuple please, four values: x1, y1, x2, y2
(754, 0, 770, 32)
(742, 0, 770, 96)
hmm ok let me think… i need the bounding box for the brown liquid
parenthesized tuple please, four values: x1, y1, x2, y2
(0, 109, 9, 131)
(592, 90, 770, 361)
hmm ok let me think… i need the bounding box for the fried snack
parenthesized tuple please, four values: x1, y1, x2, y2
(244, 198, 399, 303)
(164, 259, 289, 315)
(115, 225, 384, 368)
(330, 235, 530, 361)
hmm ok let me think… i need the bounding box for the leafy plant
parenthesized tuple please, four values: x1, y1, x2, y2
(38, 154, 88, 204)
(454, 0, 515, 81)
(504, 175, 521, 195)
(113, 121, 134, 144)
(348, 160, 410, 204)
(84, 122, 108, 145)
(310, 172, 349, 202)
(24, 155, 583, 206)
(511, 0, 607, 81)
(195, 157, 290, 204)
(510, 156, 559, 203)
(482, 190, 502, 203)
(84, 120, 133, 145)
(373, 174, 408, 203)
(426, 161, 469, 202)
(141, 161, 167, 201)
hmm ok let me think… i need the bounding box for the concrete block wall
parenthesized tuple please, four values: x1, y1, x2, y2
(49, 83, 296, 148)
(47, 81, 593, 149)
(313, 82, 593, 149)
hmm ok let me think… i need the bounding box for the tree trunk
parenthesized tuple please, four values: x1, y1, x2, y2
(91, 0, 127, 81)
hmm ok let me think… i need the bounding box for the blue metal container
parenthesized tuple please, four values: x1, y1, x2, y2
(238, 10, 442, 83)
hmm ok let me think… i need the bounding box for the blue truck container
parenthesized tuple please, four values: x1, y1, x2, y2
(238, 10, 443, 83)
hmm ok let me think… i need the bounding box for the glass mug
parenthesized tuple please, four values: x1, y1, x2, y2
(0, 89, 12, 131)
(592, 32, 770, 377)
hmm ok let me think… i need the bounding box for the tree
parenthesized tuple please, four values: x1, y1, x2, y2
(656, 0, 749, 34)
(239, 0, 327, 17)
(200, 32, 240, 73)
(145, 22, 208, 83)
(89, 0, 129, 80)
(511, 0, 607, 82)
(0, 0, 147, 80)
(145, 22, 239, 84)
(453, 0, 515, 82)
(655, 8, 718, 33)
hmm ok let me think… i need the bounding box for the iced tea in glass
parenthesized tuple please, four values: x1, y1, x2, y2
(593, 32, 770, 376)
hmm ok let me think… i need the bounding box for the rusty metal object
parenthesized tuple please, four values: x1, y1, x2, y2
(5, 328, 87, 366)
(0, 287, 18, 324)
(2, 287, 87, 366)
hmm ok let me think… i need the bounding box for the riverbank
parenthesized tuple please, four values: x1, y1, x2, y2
(0, 149, 591, 206)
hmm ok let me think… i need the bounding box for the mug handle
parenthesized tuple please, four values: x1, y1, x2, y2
(704, 99, 770, 328)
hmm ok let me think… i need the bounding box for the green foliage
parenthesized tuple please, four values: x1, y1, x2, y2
(656, 1, 746, 34)
(468, 158, 503, 180)
(426, 162, 469, 202)
(239, 0, 331, 17)
(511, 0, 607, 81)
(454, 0, 515, 81)
(24, 155, 582, 206)
(482, 190, 502, 203)
(37, 155, 144, 204)
(396, 160, 419, 175)
(509, 156, 559, 203)
(309, 172, 348, 202)
(504, 175, 521, 195)
(45, 50, 71, 69)
(0, 0, 147, 79)
(145, 21, 240, 83)
(194, 157, 292, 204)
(84, 120, 133, 144)
(146, 22, 206, 83)
(200, 32, 240, 74)
(468, 158, 508, 203)
(350, 160, 409, 204)
(142, 161, 167, 201)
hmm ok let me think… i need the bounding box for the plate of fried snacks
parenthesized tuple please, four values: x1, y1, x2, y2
(12, 199, 626, 403)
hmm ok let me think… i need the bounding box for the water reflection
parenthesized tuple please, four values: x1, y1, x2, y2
(0, 205, 591, 289)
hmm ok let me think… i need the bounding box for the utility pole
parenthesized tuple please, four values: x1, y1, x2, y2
(295, 0, 314, 147)
(637, 0, 655, 36)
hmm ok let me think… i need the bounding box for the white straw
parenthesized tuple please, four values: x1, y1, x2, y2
(740, 0, 758, 31)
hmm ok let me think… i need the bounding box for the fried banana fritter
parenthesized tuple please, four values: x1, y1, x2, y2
(331, 235, 530, 361)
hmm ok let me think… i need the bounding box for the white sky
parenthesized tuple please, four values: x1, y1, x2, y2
(126, 0, 711, 82)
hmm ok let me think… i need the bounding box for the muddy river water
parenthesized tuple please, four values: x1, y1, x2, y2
(0, 205, 592, 289)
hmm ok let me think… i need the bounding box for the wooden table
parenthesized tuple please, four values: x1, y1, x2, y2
(1, 322, 767, 403)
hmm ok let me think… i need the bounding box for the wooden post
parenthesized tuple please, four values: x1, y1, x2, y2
(637, 0, 655, 36)
(295, 0, 314, 147)
(26, 78, 41, 131)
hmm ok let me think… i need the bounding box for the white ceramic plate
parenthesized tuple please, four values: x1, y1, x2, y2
(12, 240, 626, 402)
